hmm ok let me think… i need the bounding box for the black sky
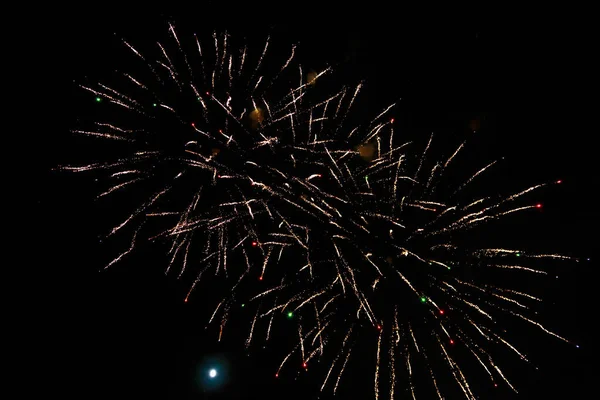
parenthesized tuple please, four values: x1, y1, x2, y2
(38, 5, 596, 399)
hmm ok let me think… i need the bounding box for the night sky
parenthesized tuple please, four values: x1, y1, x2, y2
(39, 5, 595, 398)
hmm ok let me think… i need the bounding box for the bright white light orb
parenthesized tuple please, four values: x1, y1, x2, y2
(209, 369, 217, 378)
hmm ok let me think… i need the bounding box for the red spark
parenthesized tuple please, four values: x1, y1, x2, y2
(439, 309, 445, 315)
(536, 203, 542, 209)
(252, 241, 258, 247)
(450, 339, 454, 345)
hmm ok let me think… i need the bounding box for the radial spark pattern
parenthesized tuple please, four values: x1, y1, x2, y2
(62, 24, 577, 399)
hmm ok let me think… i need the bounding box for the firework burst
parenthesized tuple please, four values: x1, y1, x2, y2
(61, 24, 578, 399)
